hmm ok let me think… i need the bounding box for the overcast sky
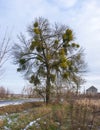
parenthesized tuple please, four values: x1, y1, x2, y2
(0, 0, 100, 93)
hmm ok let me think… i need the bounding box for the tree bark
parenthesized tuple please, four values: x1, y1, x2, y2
(46, 66, 51, 104)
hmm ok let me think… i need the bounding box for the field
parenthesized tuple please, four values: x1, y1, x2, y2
(0, 98, 100, 130)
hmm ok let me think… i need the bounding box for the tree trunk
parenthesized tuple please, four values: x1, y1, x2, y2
(46, 67, 51, 104)
(46, 86, 50, 104)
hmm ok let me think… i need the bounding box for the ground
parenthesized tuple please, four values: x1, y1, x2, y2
(0, 98, 100, 130)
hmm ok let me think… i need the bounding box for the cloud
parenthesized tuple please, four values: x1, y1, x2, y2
(0, 0, 100, 92)
(0, 0, 61, 31)
(52, 0, 78, 8)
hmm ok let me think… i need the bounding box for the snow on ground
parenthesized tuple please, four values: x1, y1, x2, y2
(0, 101, 22, 107)
(24, 118, 41, 130)
(0, 98, 43, 107)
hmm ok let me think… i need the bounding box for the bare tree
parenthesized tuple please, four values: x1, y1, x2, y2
(22, 85, 34, 98)
(0, 86, 11, 98)
(0, 29, 11, 76)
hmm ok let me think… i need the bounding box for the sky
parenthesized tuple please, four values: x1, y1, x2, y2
(0, 0, 100, 93)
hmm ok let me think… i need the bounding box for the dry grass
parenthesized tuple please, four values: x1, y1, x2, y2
(0, 98, 99, 130)
(0, 119, 4, 127)
(76, 98, 100, 107)
(0, 102, 53, 129)
(0, 102, 42, 115)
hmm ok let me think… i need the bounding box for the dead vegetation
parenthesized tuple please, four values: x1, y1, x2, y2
(0, 98, 99, 130)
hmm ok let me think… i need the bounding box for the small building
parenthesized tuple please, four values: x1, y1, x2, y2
(86, 86, 98, 95)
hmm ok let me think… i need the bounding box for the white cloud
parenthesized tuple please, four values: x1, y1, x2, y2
(52, 0, 78, 8)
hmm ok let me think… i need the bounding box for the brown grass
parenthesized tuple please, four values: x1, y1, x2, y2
(76, 98, 100, 107)
(0, 102, 43, 115)
(0, 119, 4, 127)
(0, 98, 99, 130)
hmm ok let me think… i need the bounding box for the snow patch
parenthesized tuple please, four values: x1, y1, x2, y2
(24, 118, 41, 130)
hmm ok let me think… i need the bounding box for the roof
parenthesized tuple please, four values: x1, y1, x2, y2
(86, 86, 97, 91)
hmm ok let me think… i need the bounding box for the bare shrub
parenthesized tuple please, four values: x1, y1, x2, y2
(0, 86, 11, 98)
